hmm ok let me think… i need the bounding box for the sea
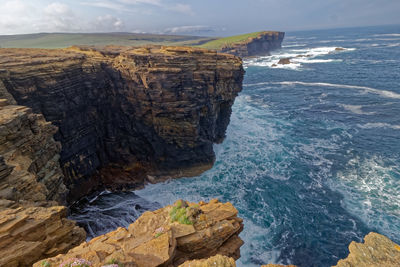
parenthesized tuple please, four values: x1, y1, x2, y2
(69, 25, 400, 267)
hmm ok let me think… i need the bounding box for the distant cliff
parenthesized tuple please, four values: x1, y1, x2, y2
(199, 31, 285, 58)
(219, 31, 285, 57)
(0, 46, 244, 202)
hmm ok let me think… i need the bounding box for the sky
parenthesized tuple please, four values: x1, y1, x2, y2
(0, 0, 399, 36)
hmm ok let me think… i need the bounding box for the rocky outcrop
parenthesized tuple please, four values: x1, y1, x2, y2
(179, 254, 236, 267)
(333, 232, 400, 267)
(0, 99, 67, 207)
(219, 31, 284, 57)
(0, 46, 244, 202)
(34, 199, 243, 267)
(0, 206, 85, 267)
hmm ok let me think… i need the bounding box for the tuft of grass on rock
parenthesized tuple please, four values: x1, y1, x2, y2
(170, 200, 193, 225)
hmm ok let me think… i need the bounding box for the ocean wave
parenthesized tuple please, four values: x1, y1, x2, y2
(244, 46, 353, 70)
(357, 123, 400, 129)
(339, 104, 376, 115)
(372, 33, 400, 37)
(274, 81, 400, 100)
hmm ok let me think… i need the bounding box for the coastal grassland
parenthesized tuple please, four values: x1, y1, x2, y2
(0, 32, 215, 49)
(197, 31, 264, 49)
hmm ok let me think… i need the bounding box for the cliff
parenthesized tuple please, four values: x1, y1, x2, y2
(0, 99, 67, 207)
(0, 46, 244, 202)
(215, 31, 285, 57)
(34, 199, 244, 267)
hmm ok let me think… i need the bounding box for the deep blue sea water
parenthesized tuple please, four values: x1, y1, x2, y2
(70, 25, 400, 267)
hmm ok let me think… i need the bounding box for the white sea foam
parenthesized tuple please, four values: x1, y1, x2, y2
(330, 156, 400, 240)
(244, 46, 353, 70)
(339, 104, 376, 115)
(372, 33, 400, 37)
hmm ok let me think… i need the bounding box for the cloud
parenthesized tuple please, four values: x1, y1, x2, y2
(167, 4, 194, 15)
(163, 25, 217, 35)
(93, 15, 125, 31)
(82, 0, 193, 15)
(0, 1, 125, 34)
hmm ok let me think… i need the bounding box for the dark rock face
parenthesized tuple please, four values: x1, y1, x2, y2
(219, 31, 285, 57)
(0, 46, 244, 202)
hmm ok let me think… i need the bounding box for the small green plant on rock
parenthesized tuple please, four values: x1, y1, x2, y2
(169, 200, 193, 225)
(102, 258, 124, 267)
(41, 261, 51, 267)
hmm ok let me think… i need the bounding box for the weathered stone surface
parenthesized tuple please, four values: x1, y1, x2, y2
(277, 58, 291, 65)
(34, 199, 244, 267)
(179, 254, 236, 267)
(0, 46, 244, 202)
(0, 206, 85, 267)
(0, 100, 67, 207)
(333, 232, 400, 267)
(218, 31, 285, 57)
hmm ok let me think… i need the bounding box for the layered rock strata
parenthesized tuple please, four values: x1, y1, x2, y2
(218, 31, 285, 57)
(34, 199, 244, 267)
(0, 46, 244, 202)
(0, 206, 85, 267)
(0, 99, 67, 207)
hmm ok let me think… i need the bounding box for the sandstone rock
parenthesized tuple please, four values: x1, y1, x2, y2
(335, 47, 346, 51)
(0, 46, 244, 202)
(179, 254, 236, 267)
(261, 265, 297, 267)
(0, 206, 85, 267)
(219, 31, 285, 57)
(0, 101, 67, 206)
(333, 232, 400, 267)
(34, 199, 244, 267)
(278, 58, 291, 65)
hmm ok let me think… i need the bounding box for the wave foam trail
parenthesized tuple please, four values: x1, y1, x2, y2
(276, 81, 400, 99)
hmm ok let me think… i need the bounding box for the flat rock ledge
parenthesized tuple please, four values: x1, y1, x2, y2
(34, 199, 244, 267)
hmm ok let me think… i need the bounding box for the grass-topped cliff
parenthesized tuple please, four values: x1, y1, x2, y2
(198, 31, 265, 50)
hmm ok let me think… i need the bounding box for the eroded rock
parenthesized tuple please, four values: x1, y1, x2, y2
(333, 232, 400, 267)
(34, 199, 244, 267)
(0, 206, 85, 267)
(179, 254, 236, 267)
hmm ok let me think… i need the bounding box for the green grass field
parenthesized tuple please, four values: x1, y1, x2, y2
(0, 31, 264, 50)
(0, 32, 215, 49)
(198, 31, 263, 50)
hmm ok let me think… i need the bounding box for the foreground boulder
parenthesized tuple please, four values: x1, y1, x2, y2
(0, 206, 85, 267)
(34, 199, 243, 267)
(179, 254, 236, 267)
(334, 232, 400, 267)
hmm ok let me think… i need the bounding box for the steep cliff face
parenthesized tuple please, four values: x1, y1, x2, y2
(34, 199, 243, 267)
(0, 99, 67, 207)
(219, 31, 285, 57)
(0, 46, 244, 201)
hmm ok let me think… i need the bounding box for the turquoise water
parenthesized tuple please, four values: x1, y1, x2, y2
(70, 25, 400, 267)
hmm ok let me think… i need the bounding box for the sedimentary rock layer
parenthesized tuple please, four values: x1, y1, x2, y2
(0, 99, 67, 207)
(218, 31, 285, 57)
(0, 205, 85, 267)
(334, 232, 400, 267)
(34, 199, 244, 267)
(0, 46, 244, 201)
